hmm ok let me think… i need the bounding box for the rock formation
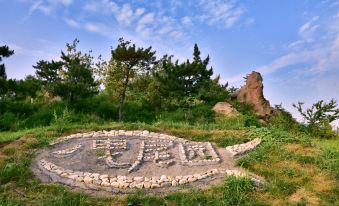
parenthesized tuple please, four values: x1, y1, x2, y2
(212, 102, 239, 117)
(233, 71, 274, 118)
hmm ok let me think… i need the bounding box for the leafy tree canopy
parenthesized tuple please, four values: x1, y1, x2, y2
(293, 99, 339, 126)
(99, 37, 156, 121)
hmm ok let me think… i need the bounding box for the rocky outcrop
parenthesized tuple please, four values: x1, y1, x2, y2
(212, 102, 239, 117)
(233, 71, 274, 118)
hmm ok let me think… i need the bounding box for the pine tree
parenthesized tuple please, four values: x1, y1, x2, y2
(33, 60, 63, 95)
(155, 44, 213, 104)
(0, 45, 14, 80)
(60, 39, 98, 102)
(0, 45, 14, 95)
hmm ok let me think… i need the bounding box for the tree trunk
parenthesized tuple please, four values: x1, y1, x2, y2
(118, 70, 130, 121)
(118, 90, 126, 121)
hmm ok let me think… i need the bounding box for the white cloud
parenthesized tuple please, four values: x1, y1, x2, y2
(138, 13, 155, 26)
(198, 0, 246, 28)
(298, 17, 320, 42)
(135, 13, 155, 38)
(64, 18, 80, 28)
(26, 0, 73, 15)
(135, 8, 145, 16)
(116, 4, 134, 26)
(64, 18, 114, 38)
(181, 16, 193, 26)
(83, 0, 118, 14)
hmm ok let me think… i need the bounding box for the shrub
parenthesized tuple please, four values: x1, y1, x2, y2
(0, 157, 31, 185)
(71, 95, 119, 120)
(0, 112, 19, 131)
(51, 107, 73, 132)
(244, 114, 261, 127)
(269, 105, 300, 132)
(22, 101, 67, 128)
(157, 104, 214, 124)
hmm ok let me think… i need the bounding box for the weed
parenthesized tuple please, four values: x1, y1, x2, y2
(95, 148, 105, 157)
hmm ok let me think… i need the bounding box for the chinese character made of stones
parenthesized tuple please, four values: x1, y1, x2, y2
(92, 138, 175, 173)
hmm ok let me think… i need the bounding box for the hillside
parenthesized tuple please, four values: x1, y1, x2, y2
(0, 39, 338, 206)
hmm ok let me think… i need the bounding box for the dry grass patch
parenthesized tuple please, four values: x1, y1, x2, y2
(276, 160, 304, 171)
(288, 188, 319, 206)
(250, 191, 283, 206)
(283, 143, 320, 156)
(310, 172, 336, 192)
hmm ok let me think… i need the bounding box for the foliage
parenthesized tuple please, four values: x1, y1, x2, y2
(0, 112, 19, 131)
(293, 99, 339, 138)
(0, 45, 14, 95)
(52, 107, 73, 132)
(97, 37, 156, 121)
(0, 45, 14, 80)
(5, 75, 42, 100)
(33, 60, 63, 95)
(58, 39, 98, 102)
(293, 99, 339, 126)
(269, 104, 300, 132)
(154, 45, 228, 108)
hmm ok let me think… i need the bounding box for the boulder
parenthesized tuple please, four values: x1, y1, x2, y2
(232, 71, 274, 118)
(212, 102, 239, 117)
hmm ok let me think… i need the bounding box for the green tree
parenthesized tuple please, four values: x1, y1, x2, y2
(0, 45, 14, 95)
(293, 99, 339, 137)
(99, 38, 156, 121)
(293, 99, 339, 126)
(33, 60, 63, 95)
(155, 44, 215, 107)
(7, 75, 42, 100)
(0, 45, 14, 80)
(34, 60, 63, 84)
(59, 39, 98, 102)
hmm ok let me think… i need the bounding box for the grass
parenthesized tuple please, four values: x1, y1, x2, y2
(0, 119, 338, 205)
(95, 148, 105, 157)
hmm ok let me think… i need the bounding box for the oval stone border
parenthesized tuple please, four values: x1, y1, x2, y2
(38, 130, 263, 191)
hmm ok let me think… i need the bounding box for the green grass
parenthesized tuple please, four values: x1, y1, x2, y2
(314, 138, 339, 151)
(95, 148, 105, 157)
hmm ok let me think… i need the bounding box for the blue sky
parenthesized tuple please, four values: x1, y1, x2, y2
(0, 0, 339, 126)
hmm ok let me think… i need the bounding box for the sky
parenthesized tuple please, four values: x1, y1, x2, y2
(0, 0, 339, 127)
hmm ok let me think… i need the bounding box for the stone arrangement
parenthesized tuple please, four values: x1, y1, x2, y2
(38, 159, 252, 190)
(179, 142, 221, 166)
(52, 144, 83, 157)
(225, 138, 261, 156)
(35, 130, 263, 193)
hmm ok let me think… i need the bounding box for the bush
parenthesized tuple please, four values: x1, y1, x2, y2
(0, 157, 31, 185)
(0, 112, 19, 131)
(123, 101, 156, 123)
(157, 104, 214, 124)
(308, 122, 337, 138)
(0, 99, 36, 116)
(22, 101, 67, 128)
(52, 107, 73, 132)
(269, 105, 300, 132)
(71, 95, 119, 120)
(244, 114, 261, 127)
